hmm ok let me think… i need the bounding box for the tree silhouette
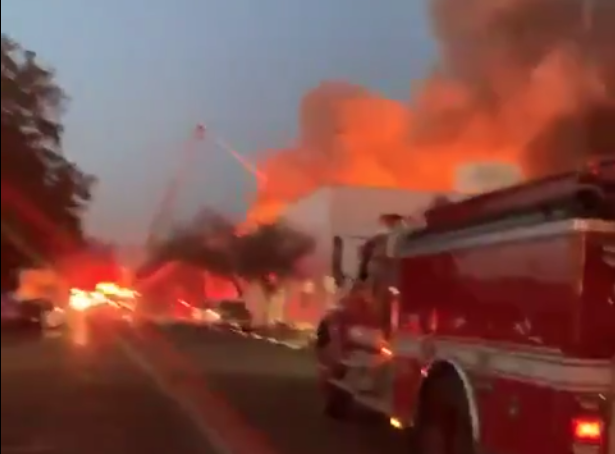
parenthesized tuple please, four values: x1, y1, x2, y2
(141, 208, 315, 295)
(236, 221, 315, 295)
(1, 34, 94, 288)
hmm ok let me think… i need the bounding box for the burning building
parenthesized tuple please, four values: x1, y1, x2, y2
(244, 0, 614, 327)
(249, 0, 614, 224)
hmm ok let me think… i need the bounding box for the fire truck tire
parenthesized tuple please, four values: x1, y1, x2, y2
(411, 363, 476, 454)
(323, 383, 354, 420)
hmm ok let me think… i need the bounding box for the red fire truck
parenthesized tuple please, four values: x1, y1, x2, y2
(316, 160, 614, 454)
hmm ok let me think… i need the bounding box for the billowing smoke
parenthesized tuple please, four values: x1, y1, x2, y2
(251, 0, 614, 221)
(421, 0, 614, 174)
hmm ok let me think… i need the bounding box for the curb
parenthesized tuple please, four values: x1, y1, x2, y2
(145, 319, 315, 351)
(235, 329, 313, 351)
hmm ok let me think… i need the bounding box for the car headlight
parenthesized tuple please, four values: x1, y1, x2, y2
(69, 294, 92, 311)
(44, 308, 65, 327)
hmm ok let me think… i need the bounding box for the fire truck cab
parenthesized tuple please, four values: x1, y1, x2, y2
(316, 160, 614, 454)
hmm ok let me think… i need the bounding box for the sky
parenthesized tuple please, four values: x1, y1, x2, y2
(1, 0, 435, 245)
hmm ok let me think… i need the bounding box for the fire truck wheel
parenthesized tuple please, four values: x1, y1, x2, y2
(323, 383, 354, 420)
(411, 364, 475, 454)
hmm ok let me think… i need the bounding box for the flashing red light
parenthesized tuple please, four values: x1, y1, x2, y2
(572, 417, 603, 444)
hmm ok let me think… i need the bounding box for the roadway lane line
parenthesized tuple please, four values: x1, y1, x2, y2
(152, 321, 313, 351)
(115, 337, 235, 454)
(236, 330, 310, 350)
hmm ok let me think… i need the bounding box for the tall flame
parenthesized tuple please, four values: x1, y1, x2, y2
(250, 0, 614, 222)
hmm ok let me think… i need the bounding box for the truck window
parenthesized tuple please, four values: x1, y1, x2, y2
(315, 318, 330, 349)
(357, 234, 388, 282)
(332, 236, 344, 287)
(357, 239, 373, 282)
(602, 183, 614, 220)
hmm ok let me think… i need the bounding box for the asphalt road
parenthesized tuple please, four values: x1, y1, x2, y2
(1, 318, 410, 454)
(0, 321, 217, 454)
(129, 323, 409, 454)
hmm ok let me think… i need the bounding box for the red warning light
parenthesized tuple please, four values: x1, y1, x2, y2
(572, 417, 603, 444)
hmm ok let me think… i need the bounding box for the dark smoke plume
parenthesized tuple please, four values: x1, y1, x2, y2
(421, 0, 615, 176)
(251, 0, 614, 220)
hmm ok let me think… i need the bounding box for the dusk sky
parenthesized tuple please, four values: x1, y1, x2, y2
(2, 0, 435, 244)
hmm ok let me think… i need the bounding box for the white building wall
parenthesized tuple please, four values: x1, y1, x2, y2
(279, 188, 334, 327)
(277, 185, 456, 328)
(282, 187, 334, 275)
(329, 186, 453, 277)
(455, 163, 522, 194)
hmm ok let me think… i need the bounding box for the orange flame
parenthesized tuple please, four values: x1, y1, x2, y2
(248, 0, 614, 223)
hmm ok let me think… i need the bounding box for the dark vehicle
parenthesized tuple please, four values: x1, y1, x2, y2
(215, 299, 253, 331)
(1, 294, 55, 331)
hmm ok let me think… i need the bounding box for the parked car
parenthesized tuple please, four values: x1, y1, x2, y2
(207, 299, 253, 331)
(1, 293, 21, 325)
(189, 301, 220, 325)
(1, 293, 64, 330)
